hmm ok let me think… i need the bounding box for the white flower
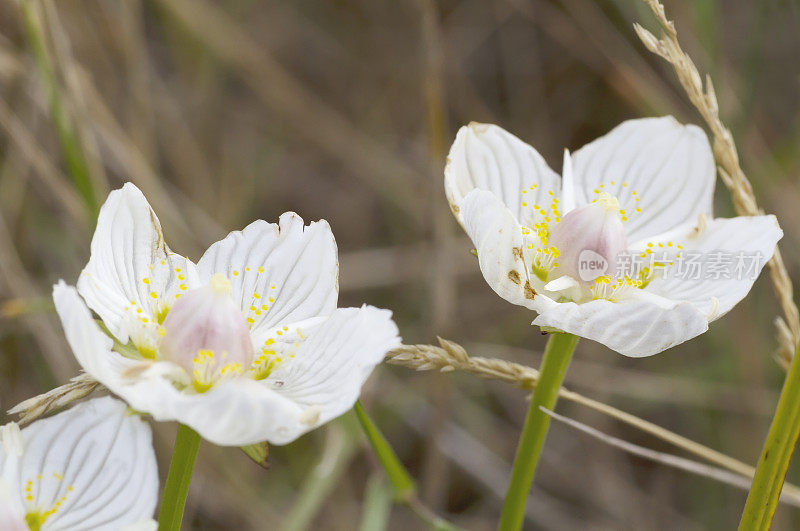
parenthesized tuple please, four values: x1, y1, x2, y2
(445, 117, 782, 357)
(56, 183, 400, 446)
(0, 397, 158, 530)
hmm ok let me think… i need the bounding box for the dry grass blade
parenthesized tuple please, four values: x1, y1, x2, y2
(540, 407, 800, 508)
(633, 0, 800, 367)
(7, 373, 99, 425)
(386, 339, 800, 501)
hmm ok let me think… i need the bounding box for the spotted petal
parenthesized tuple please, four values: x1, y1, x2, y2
(461, 190, 538, 310)
(77, 183, 199, 342)
(531, 291, 708, 357)
(197, 213, 338, 336)
(0, 397, 158, 530)
(445, 123, 562, 226)
(570, 116, 714, 243)
(639, 215, 782, 319)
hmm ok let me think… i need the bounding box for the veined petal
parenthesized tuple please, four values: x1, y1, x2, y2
(462, 190, 538, 310)
(640, 215, 782, 319)
(445, 123, 561, 226)
(570, 116, 714, 242)
(531, 292, 708, 357)
(265, 306, 400, 439)
(0, 398, 157, 530)
(197, 214, 338, 335)
(77, 183, 199, 342)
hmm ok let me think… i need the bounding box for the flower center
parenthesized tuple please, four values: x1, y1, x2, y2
(160, 274, 254, 392)
(547, 196, 628, 283)
(517, 183, 667, 303)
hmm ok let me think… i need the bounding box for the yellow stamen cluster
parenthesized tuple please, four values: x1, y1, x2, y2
(519, 186, 563, 281)
(240, 266, 278, 327)
(250, 327, 305, 380)
(191, 349, 244, 393)
(590, 275, 642, 302)
(638, 241, 683, 259)
(251, 341, 283, 381)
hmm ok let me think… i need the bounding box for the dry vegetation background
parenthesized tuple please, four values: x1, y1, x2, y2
(0, 0, 799, 529)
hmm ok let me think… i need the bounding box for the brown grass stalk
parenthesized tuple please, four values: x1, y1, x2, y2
(632, 0, 800, 367)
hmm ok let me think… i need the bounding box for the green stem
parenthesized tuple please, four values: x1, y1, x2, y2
(354, 401, 416, 501)
(739, 341, 800, 530)
(353, 402, 460, 531)
(158, 424, 201, 531)
(499, 332, 579, 531)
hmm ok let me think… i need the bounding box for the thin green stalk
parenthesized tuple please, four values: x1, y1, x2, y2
(19, 0, 98, 217)
(499, 332, 579, 531)
(158, 424, 201, 531)
(354, 401, 415, 501)
(740, 341, 800, 530)
(353, 401, 460, 530)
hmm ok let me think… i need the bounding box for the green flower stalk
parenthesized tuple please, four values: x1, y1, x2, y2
(499, 333, 578, 530)
(740, 341, 800, 530)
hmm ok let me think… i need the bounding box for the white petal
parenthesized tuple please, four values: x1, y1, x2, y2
(445, 123, 561, 225)
(570, 116, 714, 242)
(0, 398, 158, 530)
(640, 215, 782, 319)
(53, 282, 142, 384)
(0, 480, 25, 531)
(265, 306, 400, 439)
(197, 214, 338, 335)
(560, 149, 577, 213)
(108, 377, 308, 446)
(532, 292, 708, 357)
(462, 190, 538, 310)
(77, 183, 199, 341)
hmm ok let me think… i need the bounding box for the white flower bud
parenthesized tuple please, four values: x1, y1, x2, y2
(548, 193, 628, 283)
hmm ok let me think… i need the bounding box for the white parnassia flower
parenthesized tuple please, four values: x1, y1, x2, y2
(0, 397, 158, 530)
(57, 183, 400, 446)
(445, 117, 783, 357)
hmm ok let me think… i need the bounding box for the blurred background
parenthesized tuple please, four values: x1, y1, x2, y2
(0, 0, 799, 529)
